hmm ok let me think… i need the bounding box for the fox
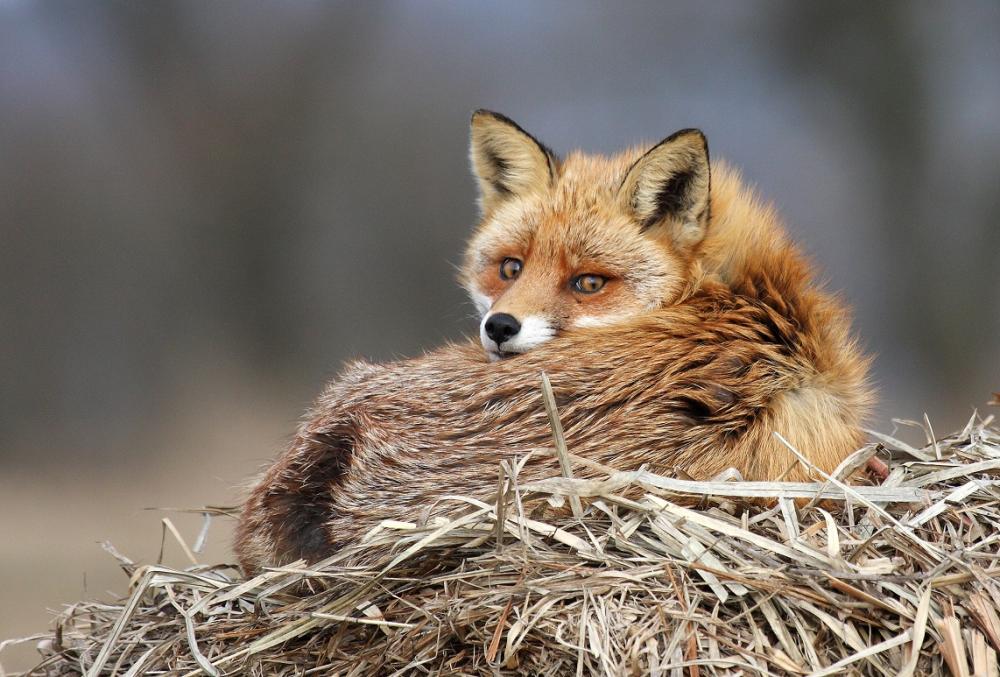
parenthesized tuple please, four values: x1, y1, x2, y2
(235, 111, 873, 574)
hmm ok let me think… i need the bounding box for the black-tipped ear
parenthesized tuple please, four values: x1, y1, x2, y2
(618, 129, 710, 252)
(470, 110, 557, 214)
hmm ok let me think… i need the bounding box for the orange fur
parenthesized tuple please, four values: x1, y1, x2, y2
(235, 113, 873, 574)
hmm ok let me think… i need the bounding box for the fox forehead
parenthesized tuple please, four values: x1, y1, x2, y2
(467, 150, 669, 262)
(550, 148, 648, 202)
(475, 148, 648, 226)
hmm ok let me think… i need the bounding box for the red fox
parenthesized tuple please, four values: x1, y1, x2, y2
(235, 111, 873, 574)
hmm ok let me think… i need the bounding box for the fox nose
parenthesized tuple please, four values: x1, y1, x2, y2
(484, 313, 521, 345)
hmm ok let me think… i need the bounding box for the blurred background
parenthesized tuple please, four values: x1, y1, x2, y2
(1, 1, 998, 670)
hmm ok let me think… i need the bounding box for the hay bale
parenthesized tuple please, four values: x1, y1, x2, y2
(12, 414, 1000, 676)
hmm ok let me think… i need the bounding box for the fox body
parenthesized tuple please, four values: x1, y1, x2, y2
(235, 112, 872, 574)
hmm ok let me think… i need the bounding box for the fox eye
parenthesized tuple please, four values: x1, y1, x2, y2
(499, 257, 523, 280)
(572, 274, 607, 294)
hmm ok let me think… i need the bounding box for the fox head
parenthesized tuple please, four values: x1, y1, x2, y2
(461, 110, 711, 360)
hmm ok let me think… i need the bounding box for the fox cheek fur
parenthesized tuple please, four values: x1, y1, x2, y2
(462, 110, 710, 357)
(235, 111, 874, 574)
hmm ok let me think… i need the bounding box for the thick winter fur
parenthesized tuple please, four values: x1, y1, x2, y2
(236, 113, 873, 574)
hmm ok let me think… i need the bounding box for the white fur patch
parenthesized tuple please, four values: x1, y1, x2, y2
(479, 313, 555, 357)
(504, 315, 555, 352)
(468, 288, 493, 316)
(573, 314, 626, 329)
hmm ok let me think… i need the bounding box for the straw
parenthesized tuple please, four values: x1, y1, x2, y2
(10, 401, 1000, 676)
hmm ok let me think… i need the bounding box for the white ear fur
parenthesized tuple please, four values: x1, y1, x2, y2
(619, 129, 710, 253)
(470, 110, 556, 214)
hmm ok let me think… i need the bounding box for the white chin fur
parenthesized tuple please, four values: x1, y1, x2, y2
(504, 315, 555, 352)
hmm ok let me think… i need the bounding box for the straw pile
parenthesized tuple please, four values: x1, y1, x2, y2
(10, 402, 1000, 676)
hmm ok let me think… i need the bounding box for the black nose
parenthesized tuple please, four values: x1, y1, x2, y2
(484, 313, 521, 345)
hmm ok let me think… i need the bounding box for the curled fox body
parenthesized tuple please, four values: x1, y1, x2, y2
(236, 112, 872, 574)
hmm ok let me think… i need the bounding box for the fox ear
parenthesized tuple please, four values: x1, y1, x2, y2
(470, 110, 557, 214)
(619, 129, 710, 252)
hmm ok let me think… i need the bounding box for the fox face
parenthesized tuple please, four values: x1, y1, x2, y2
(462, 111, 712, 360)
